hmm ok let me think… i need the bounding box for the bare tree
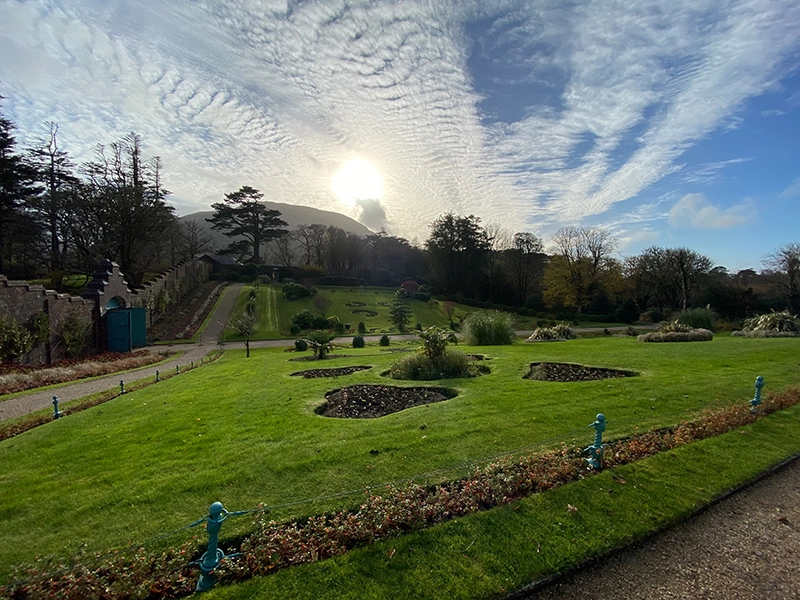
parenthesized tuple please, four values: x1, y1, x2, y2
(763, 243, 800, 312)
(269, 230, 296, 266)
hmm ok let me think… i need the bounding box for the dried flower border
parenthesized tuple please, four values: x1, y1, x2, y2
(3, 386, 798, 600)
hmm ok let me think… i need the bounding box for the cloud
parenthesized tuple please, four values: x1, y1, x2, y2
(780, 178, 800, 198)
(668, 193, 755, 229)
(354, 198, 388, 232)
(681, 158, 751, 185)
(0, 0, 798, 244)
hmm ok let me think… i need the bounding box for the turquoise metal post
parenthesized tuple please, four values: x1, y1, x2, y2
(176, 364, 180, 375)
(52, 396, 61, 419)
(196, 502, 228, 592)
(156, 370, 159, 382)
(750, 376, 764, 412)
(191, 360, 194, 368)
(120, 380, 126, 394)
(583, 414, 606, 470)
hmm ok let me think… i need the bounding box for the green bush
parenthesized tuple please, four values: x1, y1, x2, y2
(306, 331, 334, 359)
(282, 282, 316, 300)
(352, 335, 365, 348)
(291, 309, 315, 330)
(334, 322, 345, 334)
(0, 314, 34, 362)
(462, 310, 515, 345)
(676, 307, 717, 331)
(418, 326, 449, 359)
(294, 338, 308, 352)
(290, 324, 301, 335)
(60, 315, 91, 358)
(379, 334, 390, 346)
(388, 350, 475, 380)
(357, 322, 367, 334)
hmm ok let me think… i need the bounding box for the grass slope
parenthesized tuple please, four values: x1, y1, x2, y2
(223, 285, 474, 340)
(0, 336, 798, 582)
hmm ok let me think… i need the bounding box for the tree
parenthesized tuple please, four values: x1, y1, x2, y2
(71, 133, 176, 285)
(544, 226, 618, 312)
(312, 294, 333, 318)
(625, 246, 713, 312)
(229, 301, 257, 357)
(425, 213, 490, 296)
(207, 186, 287, 264)
(0, 99, 39, 274)
(763, 243, 800, 312)
(389, 287, 412, 332)
(269, 230, 296, 266)
(504, 232, 546, 305)
(26, 122, 78, 275)
(174, 220, 216, 262)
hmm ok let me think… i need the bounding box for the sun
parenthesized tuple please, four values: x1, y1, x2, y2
(332, 158, 383, 204)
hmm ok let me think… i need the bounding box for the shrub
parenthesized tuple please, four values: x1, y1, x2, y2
(418, 326, 449, 359)
(379, 334, 390, 346)
(291, 309, 315, 330)
(414, 285, 432, 301)
(638, 329, 714, 342)
(415, 322, 423, 331)
(352, 335, 365, 348)
(615, 298, 640, 324)
(676, 307, 717, 331)
(658, 320, 692, 333)
(462, 310, 515, 345)
(0, 314, 34, 362)
(525, 323, 576, 342)
(282, 282, 316, 300)
(616, 326, 639, 337)
(334, 322, 346, 334)
(389, 350, 475, 380)
(294, 338, 308, 351)
(357, 321, 367, 334)
(60, 315, 91, 358)
(290, 323, 301, 335)
(312, 316, 330, 330)
(736, 310, 800, 336)
(306, 331, 334, 359)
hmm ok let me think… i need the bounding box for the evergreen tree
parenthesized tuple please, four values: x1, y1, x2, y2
(207, 186, 288, 263)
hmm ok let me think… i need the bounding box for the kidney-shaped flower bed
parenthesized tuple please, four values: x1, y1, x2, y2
(290, 366, 372, 378)
(316, 384, 458, 418)
(524, 362, 639, 382)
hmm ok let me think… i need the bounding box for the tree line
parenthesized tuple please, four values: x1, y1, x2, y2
(2, 97, 797, 321)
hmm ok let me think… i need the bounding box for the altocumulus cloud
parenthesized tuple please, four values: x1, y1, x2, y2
(0, 0, 798, 241)
(668, 193, 755, 229)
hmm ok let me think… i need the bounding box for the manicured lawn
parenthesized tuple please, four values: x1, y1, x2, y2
(0, 336, 798, 584)
(223, 284, 476, 340)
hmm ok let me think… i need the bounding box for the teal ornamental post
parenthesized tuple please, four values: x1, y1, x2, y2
(52, 396, 62, 420)
(750, 376, 764, 413)
(119, 380, 126, 394)
(196, 502, 228, 592)
(583, 414, 606, 470)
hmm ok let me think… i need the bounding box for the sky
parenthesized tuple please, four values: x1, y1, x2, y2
(1, 0, 799, 271)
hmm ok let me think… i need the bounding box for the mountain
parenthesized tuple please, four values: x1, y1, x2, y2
(180, 201, 373, 250)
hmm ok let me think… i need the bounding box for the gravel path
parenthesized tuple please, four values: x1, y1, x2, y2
(515, 456, 800, 600)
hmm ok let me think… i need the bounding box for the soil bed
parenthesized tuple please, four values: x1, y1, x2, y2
(351, 309, 378, 316)
(525, 362, 639, 382)
(316, 384, 458, 418)
(290, 366, 372, 378)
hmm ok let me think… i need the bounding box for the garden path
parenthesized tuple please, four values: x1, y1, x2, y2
(512, 456, 800, 600)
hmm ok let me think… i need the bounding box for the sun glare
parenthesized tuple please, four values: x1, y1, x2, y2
(332, 158, 383, 204)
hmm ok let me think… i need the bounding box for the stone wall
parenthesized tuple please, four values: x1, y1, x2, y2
(0, 257, 212, 365)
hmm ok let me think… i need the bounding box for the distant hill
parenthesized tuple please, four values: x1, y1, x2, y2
(180, 201, 373, 250)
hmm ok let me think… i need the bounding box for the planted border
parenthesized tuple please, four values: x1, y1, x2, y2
(4, 386, 798, 599)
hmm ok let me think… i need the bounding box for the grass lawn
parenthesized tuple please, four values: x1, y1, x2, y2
(1, 336, 798, 586)
(223, 284, 478, 340)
